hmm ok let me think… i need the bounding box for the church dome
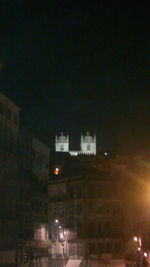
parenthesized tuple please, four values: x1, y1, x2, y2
(57, 132, 68, 143)
(83, 132, 93, 142)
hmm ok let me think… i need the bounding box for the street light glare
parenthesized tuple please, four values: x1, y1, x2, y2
(55, 219, 59, 223)
(144, 252, 148, 257)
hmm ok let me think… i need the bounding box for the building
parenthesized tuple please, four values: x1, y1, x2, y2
(55, 132, 96, 156)
(0, 92, 20, 154)
(0, 92, 51, 267)
(32, 136, 50, 181)
(48, 155, 137, 267)
(30, 136, 50, 267)
(0, 92, 21, 266)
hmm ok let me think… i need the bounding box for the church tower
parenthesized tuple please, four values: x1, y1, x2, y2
(80, 132, 96, 155)
(55, 132, 69, 152)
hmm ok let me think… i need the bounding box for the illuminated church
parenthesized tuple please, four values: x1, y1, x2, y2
(55, 132, 96, 156)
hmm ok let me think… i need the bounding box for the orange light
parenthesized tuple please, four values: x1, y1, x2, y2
(134, 237, 138, 242)
(54, 167, 60, 175)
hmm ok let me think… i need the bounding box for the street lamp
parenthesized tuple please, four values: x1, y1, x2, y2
(133, 236, 143, 266)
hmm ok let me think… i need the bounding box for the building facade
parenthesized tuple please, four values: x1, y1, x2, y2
(0, 92, 21, 266)
(55, 132, 96, 156)
(30, 136, 50, 267)
(48, 155, 137, 267)
(0, 92, 51, 267)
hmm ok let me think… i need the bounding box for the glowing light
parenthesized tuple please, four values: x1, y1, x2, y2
(138, 247, 141, 251)
(60, 232, 64, 239)
(55, 219, 59, 223)
(134, 237, 138, 241)
(59, 225, 61, 229)
(144, 252, 148, 257)
(54, 167, 60, 175)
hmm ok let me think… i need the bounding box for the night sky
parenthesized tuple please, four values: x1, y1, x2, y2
(0, 1, 149, 152)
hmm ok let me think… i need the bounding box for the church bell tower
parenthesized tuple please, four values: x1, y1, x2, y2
(80, 132, 96, 155)
(55, 132, 69, 152)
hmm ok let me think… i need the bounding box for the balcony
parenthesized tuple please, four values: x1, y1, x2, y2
(31, 239, 51, 249)
(49, 253, 67, 259)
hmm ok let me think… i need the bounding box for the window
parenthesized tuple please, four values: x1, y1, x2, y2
(87, 144, 90, 151)
(14, 113, 18, 125)
(39, 201, 42, 213)
(45, 226, 48, 240)
(60, 145, 64, 151)
(106, 241, 112, 253)
(76, 202, 81, 215)
(98, 242, 104, 253)
(6, 108, 11, 120)
(76, 221, 82, 235)
(115, 241, 122, 253)
(0, 103, 4, 115)
(44, 203, 47, 215)
(89, 243, 96, 254)
(75, 184, 82, 198)
(35, 225, 41, 241)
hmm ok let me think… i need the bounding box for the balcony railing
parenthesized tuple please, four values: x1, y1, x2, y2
(49, 253, 67, 259)
(31, 239, 51, 248)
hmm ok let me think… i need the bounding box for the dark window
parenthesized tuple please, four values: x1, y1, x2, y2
(115, 241, 122, 253)
(68, 185, 74, 199)
(98, 242, 104, 253)
(14, 113, 18, 125)
(45, 203, 47, 215)
(36, 200, 39, 213)
(76, 221, 82, 236)
(76, 202, 81, 215)
(39, 201, 42, 213)
(6, 108, 11, 120)
(76, 184, 82, 198)
(87, 144, 90, 151)
(89, 243, 96, 254)
(98, 223, 102, 235)
(88, 184, 94, 198)
(106, 241, 112, 253)
(0, 103, 4, 115)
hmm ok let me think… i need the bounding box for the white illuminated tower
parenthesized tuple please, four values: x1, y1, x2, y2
(55, 132, 69, 152)
(80, 132, 96, 155)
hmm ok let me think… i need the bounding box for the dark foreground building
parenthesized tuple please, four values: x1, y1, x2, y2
(0, 92, 50, 267)
(48, 153, 140, 267)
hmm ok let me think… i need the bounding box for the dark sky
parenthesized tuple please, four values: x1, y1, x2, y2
(0, 1, 149, 152)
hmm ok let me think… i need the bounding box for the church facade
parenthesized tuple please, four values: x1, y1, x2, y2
(55, 132, 96, 155)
